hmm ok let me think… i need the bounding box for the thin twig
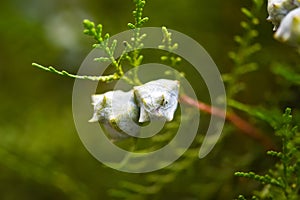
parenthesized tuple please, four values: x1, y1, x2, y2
(180, 94, 276, 150)
(32, 63, 119, 82)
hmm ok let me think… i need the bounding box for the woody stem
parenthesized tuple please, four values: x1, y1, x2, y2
(179, 94, 276, 150)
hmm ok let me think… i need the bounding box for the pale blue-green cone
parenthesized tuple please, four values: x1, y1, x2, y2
(274, 7, 300, 45)
(133, 79, 180, 123)
(89, 79, 180, 141)
(267, 0, 298, 30)
(89, 90, 140, 140)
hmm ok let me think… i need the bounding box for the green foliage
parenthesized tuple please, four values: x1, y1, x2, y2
(23, 0, 300, 199)
(226, 0, 300, 199)
(271, 63, 300, 86)
(228, 99, 281, 128)
(127, 0, 149, 29)
(32, 18, 122, 82)
(110, 152, 203, 199)
(82, 18, 125, 82)
(235, 108, 300, 199)
(159, 26, 181, 66)
(32, 1, 203, 198)
(223, 1, 262, 98)
(159, 26, 185, 81)
(32, 0, 150, 85)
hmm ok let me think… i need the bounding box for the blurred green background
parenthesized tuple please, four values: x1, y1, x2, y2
(1, 0, 299, 199)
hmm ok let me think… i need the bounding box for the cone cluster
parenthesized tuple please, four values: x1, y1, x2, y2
(89, 79, 179, 140)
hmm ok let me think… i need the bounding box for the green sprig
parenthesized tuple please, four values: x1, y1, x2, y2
(159, 26, 184, 81)
(121, 0, 150, 85)
(32, 63, 119, 82)
(83, 19, 104, 43)
(159, 27, 181, 65)
(33, 0, 151, 86)
(236, 108, 300, 199)
(127, 0, 149, 29)
(33, 19, 124, 82)
(235, 172, 283, 188)
(271, 64, 300, 85)
(83, 19, 123, 77)
(223, 0, 262, 98)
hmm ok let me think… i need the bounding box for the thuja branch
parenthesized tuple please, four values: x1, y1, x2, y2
(180, 94, 276, 149)
(122, 0, 149, 85)
(127, 0, 149, 29)
(235, 108, 300, 199)
(32, 63, 119, 82)
(83, 19, 124, 77)
(33, 19, 125, 83)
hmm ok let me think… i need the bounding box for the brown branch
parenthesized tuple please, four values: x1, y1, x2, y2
(180, 94, 276, 150)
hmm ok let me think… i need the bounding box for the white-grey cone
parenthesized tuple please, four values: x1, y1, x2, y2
(274, 7, 300, 45)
